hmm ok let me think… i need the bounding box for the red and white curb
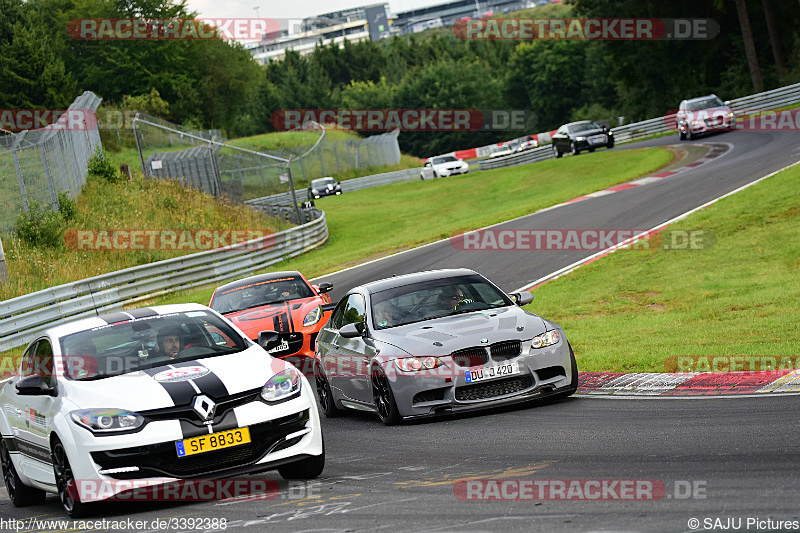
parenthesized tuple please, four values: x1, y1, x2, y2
(535, 142, 730, 214)
(577, 371, 800, 397)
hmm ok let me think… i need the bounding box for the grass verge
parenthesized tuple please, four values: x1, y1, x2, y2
(526, 162, 800, 372)
(140, 147, 673, 308)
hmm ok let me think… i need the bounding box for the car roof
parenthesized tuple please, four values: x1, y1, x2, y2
(563, 120, 595, 127)
(43, 303, 212, 341)
(687, 94, 719, 103)
(213, 271, 305, 294)
(356, 268, 480, 294)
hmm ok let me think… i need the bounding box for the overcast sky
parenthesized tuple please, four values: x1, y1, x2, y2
(188, 0, 450, 20)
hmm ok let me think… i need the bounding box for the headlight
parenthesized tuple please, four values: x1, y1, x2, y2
(531, 330, 560, 349)
(71, 409, 144, 434)
(461, 163, 469, 169)
(261, 368, 302, 402)
(311, 188, 319, 193)
(727, 112, 734, 117)
(575, 136, 585, 141)
(395, 357, 443, 372)
(607, 131, 613, 136)
(691, 120, 699, 125)
(303, 306, 322, 327)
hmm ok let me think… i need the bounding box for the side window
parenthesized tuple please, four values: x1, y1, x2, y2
(34, 339, 55, 386)
(330, 294, 366, 329)
(329, 298, 349, 330)
(341, 294, 366, 327)
(20, 341, 39, 377)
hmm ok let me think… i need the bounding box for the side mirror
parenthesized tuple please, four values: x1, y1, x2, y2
(257, 331, 283, 351)
(16, 375, 57, 397)
(317, 282, 333, 294)
(511, 292, 534, 306)
(339, 322, 364, 338)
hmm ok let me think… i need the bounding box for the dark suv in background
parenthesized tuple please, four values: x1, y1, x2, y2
(551, 120, 614, 157)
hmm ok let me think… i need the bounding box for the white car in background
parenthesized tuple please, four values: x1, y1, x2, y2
(488, 140, 521, 159)
(420, 155, 469, 179)
(0, 304, 324, 517)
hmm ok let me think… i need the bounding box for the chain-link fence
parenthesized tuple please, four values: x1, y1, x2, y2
(132, 114, 402, 204)
(0, 92, 103, 233)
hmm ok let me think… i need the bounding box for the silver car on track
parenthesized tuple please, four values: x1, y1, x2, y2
(314, 269, 577, 425)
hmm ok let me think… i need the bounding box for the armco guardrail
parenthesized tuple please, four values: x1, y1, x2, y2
(478, 82, 800, 170)
(246, 167, 422, 207)
(478, 145, 553, 170)
(0, 210, 328, 351)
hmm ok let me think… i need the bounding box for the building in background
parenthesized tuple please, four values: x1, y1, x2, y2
(245, 0, 527, 64)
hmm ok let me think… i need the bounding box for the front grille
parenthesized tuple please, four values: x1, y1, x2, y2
(536, 366, 567, 382)
(455, 375, 533, 401)
(451, 347, 489, 367)
(588, 134, 606, 143)
(452, 340, 522, 366)
(413, 388, 448, 404)
(92, 410, 309, 479)
(490, 341, 522, 361)
(141, 389, 260, 426)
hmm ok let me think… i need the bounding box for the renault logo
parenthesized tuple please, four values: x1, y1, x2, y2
(193, 395, 216, 422)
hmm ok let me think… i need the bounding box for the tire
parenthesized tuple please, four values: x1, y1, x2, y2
(607, 141, 614, 149)
(588, 147, 595, 153)
(548, 343, 578, 401)
(687, 129, 694, 141)
(552, 144, 562, 159)
(52, 438, 90, 518)
(314, 362, 341, 418)
(570, 142, 580, 156)
(371, 365, 401, 426)
(1, 440, 46, 507)
(679, 130, 687, 141)
(278, 438, 325, 480)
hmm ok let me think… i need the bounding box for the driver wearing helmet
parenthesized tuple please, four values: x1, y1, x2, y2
(155, 324, 184, 360)
(439, 286, 474, 312)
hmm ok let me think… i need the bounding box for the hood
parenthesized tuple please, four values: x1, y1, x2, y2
(373, 306, 547, 356)
(59, 345, 291, 411)
(225, 298, 319, 339)
(573, 128, 605, 137)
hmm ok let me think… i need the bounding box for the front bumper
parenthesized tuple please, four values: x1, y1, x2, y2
(63, 383, 322, 501)
(437, 167, 469, 177)
(387, 334, 574, 419)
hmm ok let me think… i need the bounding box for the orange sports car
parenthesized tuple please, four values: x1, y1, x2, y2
(209, 271, 333, 375)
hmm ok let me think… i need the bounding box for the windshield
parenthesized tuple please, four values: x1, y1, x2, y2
(210, 275, 314, 313)
(568, 122, 601, 133)
(59, 311, 248, 380)
(311, 178, 337, 187)
(688, 97, 725, 110)
(432, 156, 458, 164)
(370, 274, 514, 329)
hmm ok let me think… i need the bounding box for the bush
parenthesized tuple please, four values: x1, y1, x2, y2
(57, 191, 77, 221)
(88, 147, 123, 183)
(14, 201, 67, 248)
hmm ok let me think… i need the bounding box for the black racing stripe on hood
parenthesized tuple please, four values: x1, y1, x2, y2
(143, 365, 197, 407)
(211, 409, 239, 433)
(170, 360, 230, 400)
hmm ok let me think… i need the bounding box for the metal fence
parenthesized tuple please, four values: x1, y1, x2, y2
(0, 92, 103, 233)
(477, 82, 800, 170)
(0, 209, 327, 351)
(246, 166, 423, 207)
(134, 115, 402, 204)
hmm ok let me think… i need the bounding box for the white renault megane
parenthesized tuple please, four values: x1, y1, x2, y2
(0, 303, 324, 517)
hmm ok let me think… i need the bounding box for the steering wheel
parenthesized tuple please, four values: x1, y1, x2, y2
(452, 298, 475, 312)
